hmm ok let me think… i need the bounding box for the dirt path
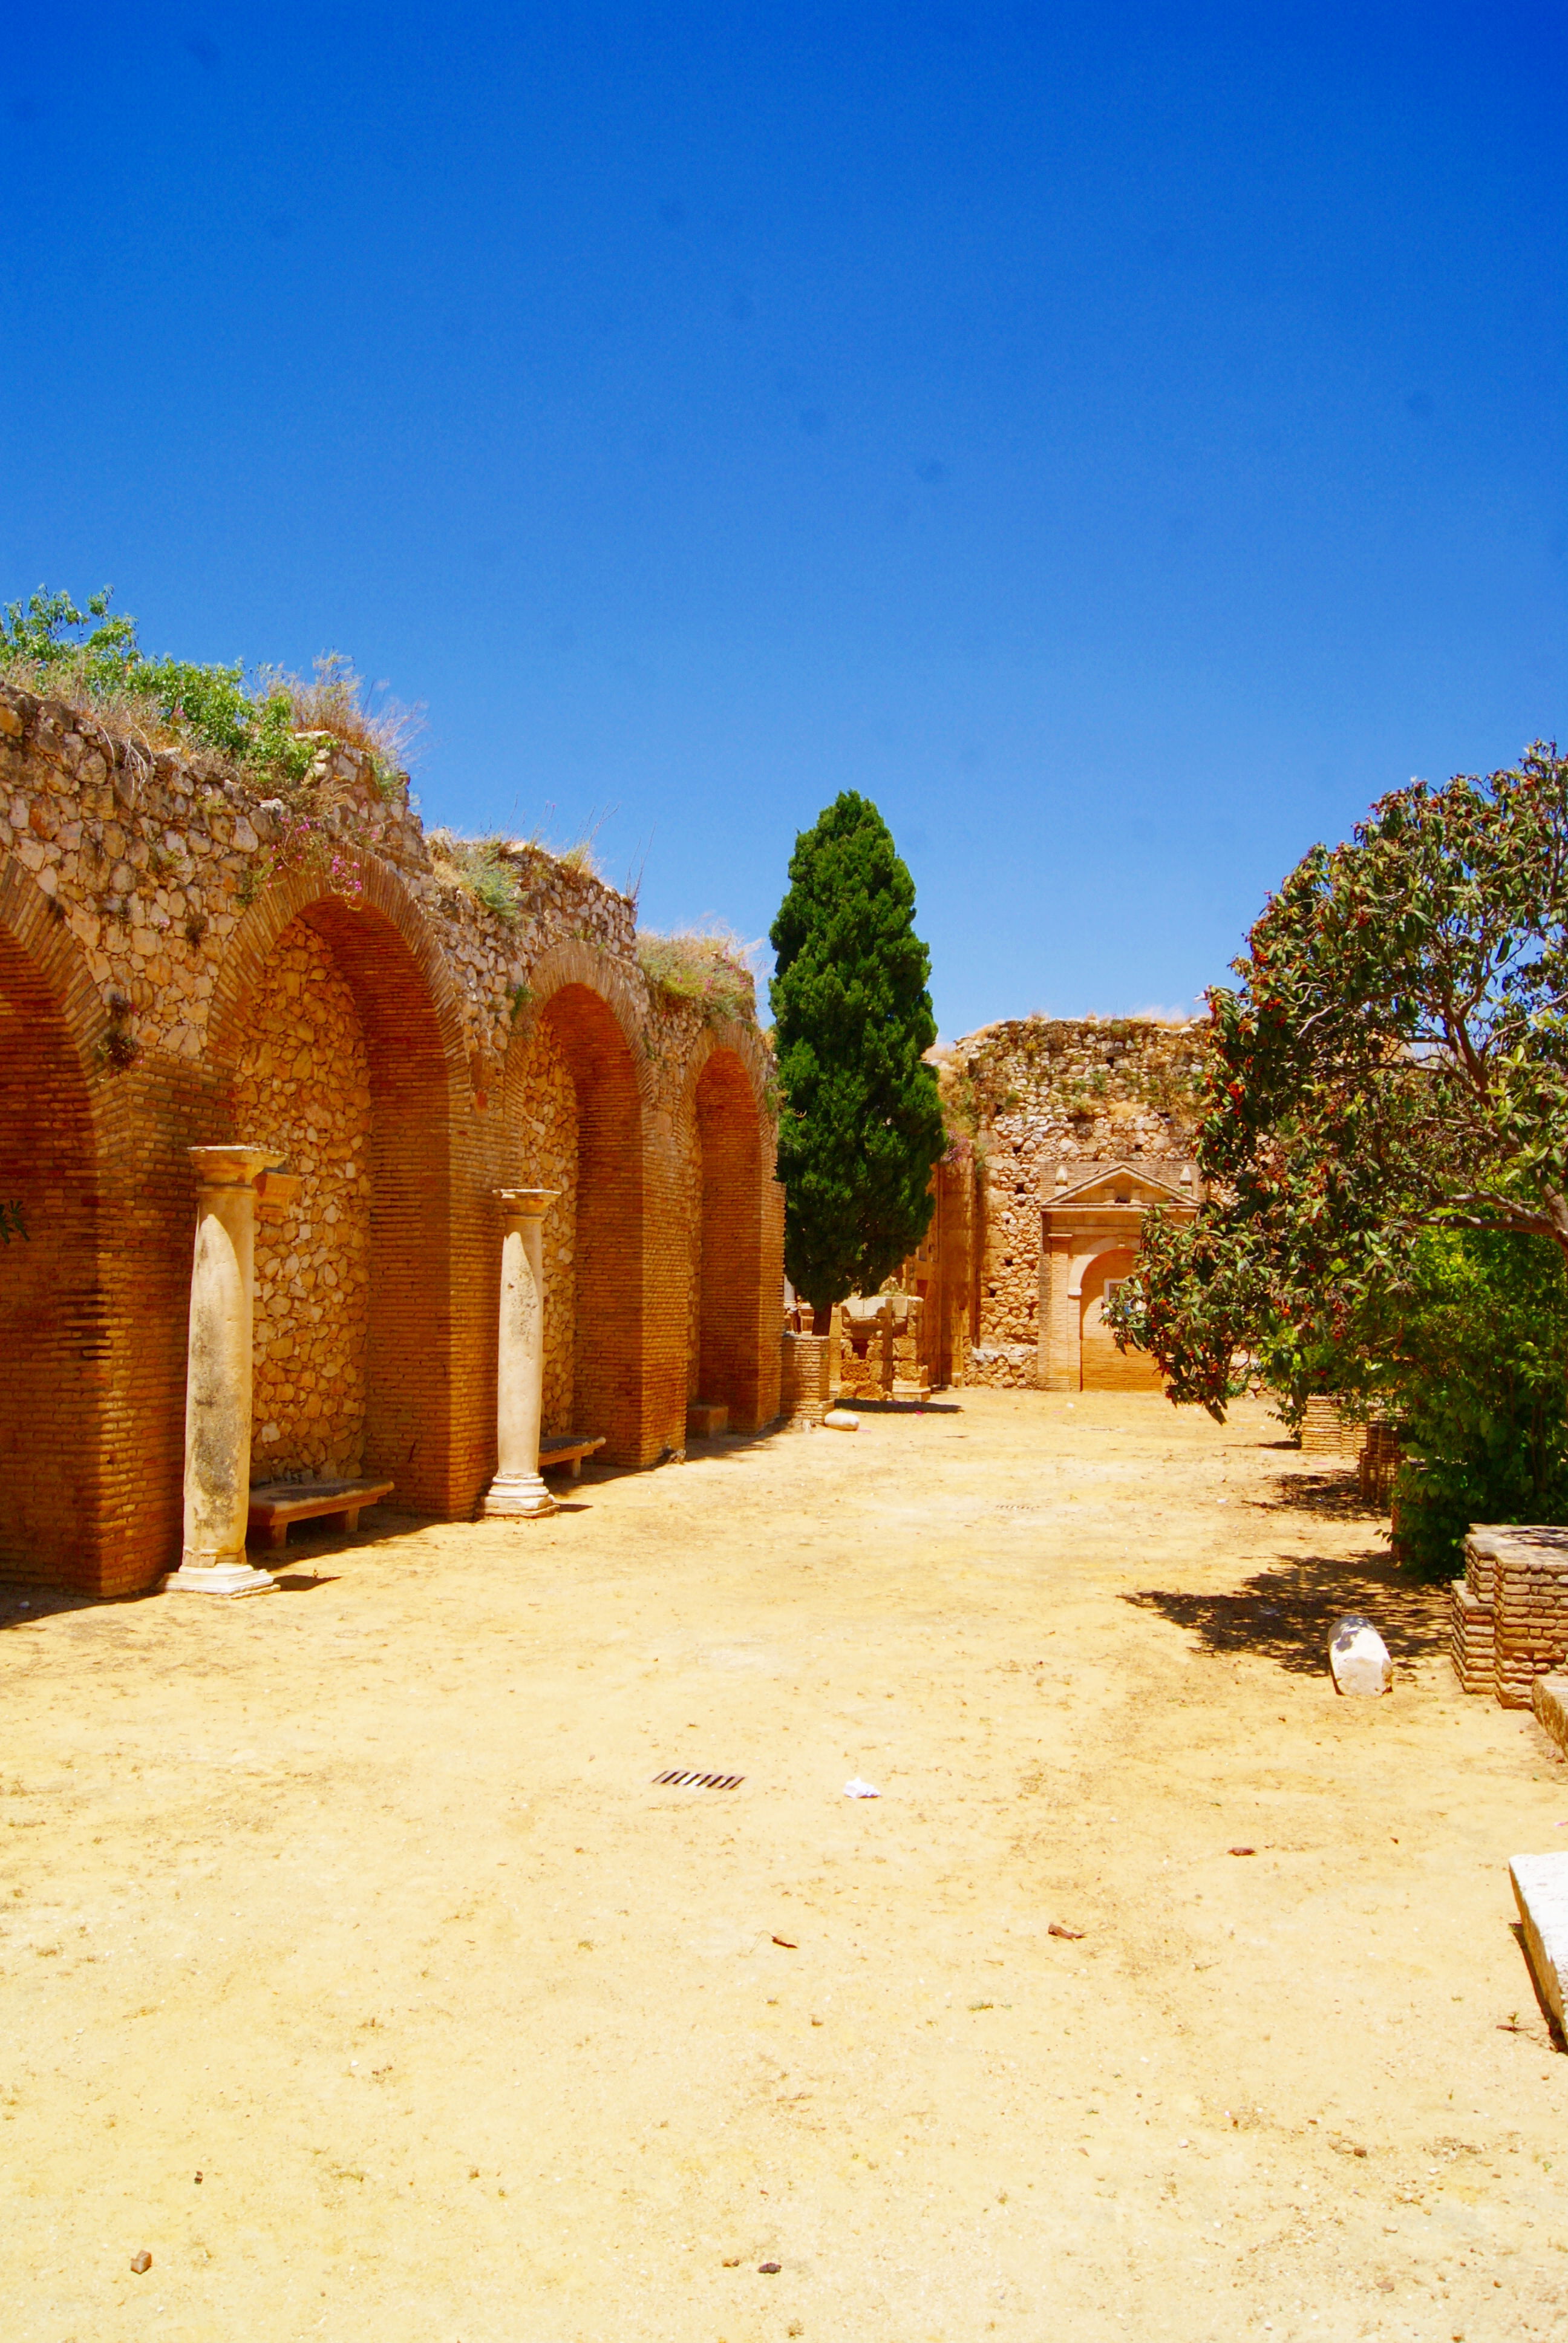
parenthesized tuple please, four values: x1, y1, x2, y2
(2, 1391, 1565, 2341)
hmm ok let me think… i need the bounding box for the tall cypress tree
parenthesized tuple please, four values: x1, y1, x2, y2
(769, 792, 947, 1314)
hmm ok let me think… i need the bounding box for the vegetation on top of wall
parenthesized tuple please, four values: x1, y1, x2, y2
(959, 1014, 1206, 1130)
(927, 1046, 981, 1140)
(636, 928, 757, 1023)
(426, 831, 523, 921)
(0, 588, 419, 797)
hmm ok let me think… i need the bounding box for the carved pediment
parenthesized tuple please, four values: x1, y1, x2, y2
(1045, 1159, 1193, 1211)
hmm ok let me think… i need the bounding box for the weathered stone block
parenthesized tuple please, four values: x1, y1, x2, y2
(1532, 1674, 1568, 1759)
(1509, 1853, 1568, 2031)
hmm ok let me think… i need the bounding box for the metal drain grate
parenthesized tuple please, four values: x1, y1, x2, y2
(652, 1769, 743, 1790)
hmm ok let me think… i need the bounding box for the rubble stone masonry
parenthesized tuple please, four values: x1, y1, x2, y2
(235, 919, 374, 1480)
(0, 683, 782, 1594)
(938, 1017, 1206, 1389)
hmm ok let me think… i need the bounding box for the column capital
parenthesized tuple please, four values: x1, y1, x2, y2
(494, 1187, 560, 1217)
(189, 1145, 284, 1190)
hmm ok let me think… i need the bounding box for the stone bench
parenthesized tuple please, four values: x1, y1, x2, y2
(247, 1478, 394, 1550)
(539, 1436, 606, 1482)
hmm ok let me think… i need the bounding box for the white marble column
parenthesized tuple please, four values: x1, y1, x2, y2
(165, 1144, 280, 1596)
(483, 1187, 560, 1519)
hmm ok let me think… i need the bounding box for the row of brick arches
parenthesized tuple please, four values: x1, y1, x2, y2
(0, 868, 779, 1596)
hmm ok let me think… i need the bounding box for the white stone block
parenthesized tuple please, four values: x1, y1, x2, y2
(1329, 1615, 1392, 1696)
(823, 1409, 860, 1432)
(1509, 1853, 1568, 2031)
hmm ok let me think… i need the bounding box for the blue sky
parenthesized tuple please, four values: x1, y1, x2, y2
(3, 3, 1563, 1037)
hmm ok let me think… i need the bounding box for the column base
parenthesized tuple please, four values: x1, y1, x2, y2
(162, 1559, 279, 1597)
(482, 1472, 558, 1519)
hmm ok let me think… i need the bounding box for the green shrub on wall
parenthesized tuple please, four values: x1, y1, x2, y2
(1, 588, 416, 795)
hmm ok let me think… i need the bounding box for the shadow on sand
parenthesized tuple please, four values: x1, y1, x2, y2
(1125, 1470, 1451, 1676)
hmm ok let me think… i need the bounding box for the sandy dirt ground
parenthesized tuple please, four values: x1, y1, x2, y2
(3, 1389, 1566, 2343)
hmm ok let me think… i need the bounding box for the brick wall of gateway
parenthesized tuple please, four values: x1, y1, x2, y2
(0, 684, 782, 1596)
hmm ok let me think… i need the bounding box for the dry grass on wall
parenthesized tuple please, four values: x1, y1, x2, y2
(506, 1019, 580, 1441)
(232, 919, 373, 1479)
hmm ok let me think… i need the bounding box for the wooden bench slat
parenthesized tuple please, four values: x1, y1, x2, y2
(247, 1478, 395, 1549)
(538, 1436, 606, 1481)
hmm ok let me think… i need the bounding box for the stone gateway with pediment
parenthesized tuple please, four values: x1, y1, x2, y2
(890, 1016, 1206, 1394)
(1037, 1158, 1198, 1391)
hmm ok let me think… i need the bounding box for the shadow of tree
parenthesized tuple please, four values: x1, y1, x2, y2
(1257, 1467, 1379, 1522)
(1125, 1545, 1451, 1676)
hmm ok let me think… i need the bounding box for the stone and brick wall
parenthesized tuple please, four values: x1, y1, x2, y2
(1451, 1525, 1568, 1707)
(0, 682, 783, 1594)
(233, 918, 373, 1480)
(504, 1012, 582, 1441)
(910, 1017, 1206, 1389)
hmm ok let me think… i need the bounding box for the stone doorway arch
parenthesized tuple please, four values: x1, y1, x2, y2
(1077, 1246, 1161, 1391)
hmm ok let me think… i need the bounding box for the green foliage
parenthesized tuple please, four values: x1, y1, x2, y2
(1374, 1231, 1568, 1575)
(426, 832, 521, 921)
(636, 928, 756, 1023)
(1110, 744, 1568, 1428)
(0, 587, 409, 793)
(769, 791, 946, 1314)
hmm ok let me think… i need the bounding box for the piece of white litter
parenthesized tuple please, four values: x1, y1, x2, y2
(843, 1778, 881, 1799)
(1329, 1615, 1392, 1697)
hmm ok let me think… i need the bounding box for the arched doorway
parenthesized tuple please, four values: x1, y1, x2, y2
(506, 982, 644, 1463)
(1079, 1248, 1160, 1391)
(691, 1047, 765, 1430)
(227, 896, 453, 1508)
(0, 925, 102, 1587)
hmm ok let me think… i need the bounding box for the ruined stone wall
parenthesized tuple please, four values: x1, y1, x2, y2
(0, 680, 784, 1593)
(233, 918, 373, 1479)
(945, 1017, 1206, 1387)
(0, 692, 641, 1099)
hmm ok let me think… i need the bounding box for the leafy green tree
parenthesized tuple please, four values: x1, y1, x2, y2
(1109, 742, 1568, 1426)
(770, 792, 946, 1315)
(1366, 1229, 1568, 1573)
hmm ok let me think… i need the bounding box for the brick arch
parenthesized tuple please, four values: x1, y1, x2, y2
(503, 956, 646, 1464)
(675, 1024, 779, 1435)
(675, 1017, 776, 1136)
(206, 854, 471, 1090)
(509, 939, 655, 1107)
(0, 859, 114, 1070)
(0, 870, 107, 1588)
(208, 867, 466, 1512)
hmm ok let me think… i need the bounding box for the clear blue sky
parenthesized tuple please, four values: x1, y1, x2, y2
(4, 4, 1563, 1037)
